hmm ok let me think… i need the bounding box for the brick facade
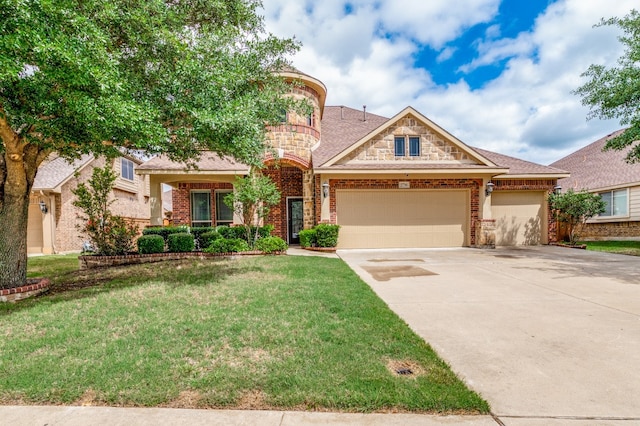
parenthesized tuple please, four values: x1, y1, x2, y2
(579, 221, 640, 240)
(264, 166, 304, 240)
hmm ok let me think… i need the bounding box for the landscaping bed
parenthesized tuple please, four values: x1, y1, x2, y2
(0, 254, 489, 414)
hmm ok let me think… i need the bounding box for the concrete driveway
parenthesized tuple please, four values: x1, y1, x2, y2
(338, 246, 640, 424)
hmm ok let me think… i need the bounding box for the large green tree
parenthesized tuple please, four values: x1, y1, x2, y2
(575, 9, 640, 161)
(548, 190, 606, 246)
(0, 0, 301, 289)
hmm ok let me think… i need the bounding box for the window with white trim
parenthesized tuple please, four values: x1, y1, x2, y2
(191, 191, 211, 227)
(215, 190, 234, 226)
(121, 158, 134, 181)
(599, 189, 628, 217)
(409, 137, 421, 156)
(394, 136, 406, 157)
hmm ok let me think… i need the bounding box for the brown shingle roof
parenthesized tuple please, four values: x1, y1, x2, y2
(473, 148, 568, 176)
(314, 106, 389, 167)
(550, 129, 640, 190)
(33, 154, 94, 190)
(137, 153, 250, 173)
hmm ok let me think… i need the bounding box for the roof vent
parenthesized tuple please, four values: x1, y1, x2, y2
(363, 105, 367, 122)
(340, 106, 344, 120)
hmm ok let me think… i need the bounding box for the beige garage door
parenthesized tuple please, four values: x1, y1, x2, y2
(27, 203, 44, 254)
(492, 191, 547, 246)
(336, 189, 469, 249)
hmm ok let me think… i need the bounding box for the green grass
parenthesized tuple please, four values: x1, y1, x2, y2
(0, 254, 489, 413)
(583, 240, 640, 256)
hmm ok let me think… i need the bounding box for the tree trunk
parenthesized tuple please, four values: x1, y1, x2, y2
(0, 189, 30, 289)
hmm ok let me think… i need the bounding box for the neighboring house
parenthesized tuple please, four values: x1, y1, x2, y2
(550, 129, 640, 240)
(28, 154, 150, 254)
(137, 70, 568, 249)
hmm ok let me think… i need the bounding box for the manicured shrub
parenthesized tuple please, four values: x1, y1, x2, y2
(298, 229, 316, 248)
(217, 226, 246, 241)
(199, 231, 221, 250)
(314, 224, 340, 247)
(205, 238, 250, 253)
(255, 236, 288, 254)
(167, 232, 195, 253)
(137, 235, 165, 254)
(143, 226, 188, 242)
(191, 226, 217, 249)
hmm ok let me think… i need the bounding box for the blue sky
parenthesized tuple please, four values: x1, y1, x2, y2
(262, 0, 638, 165)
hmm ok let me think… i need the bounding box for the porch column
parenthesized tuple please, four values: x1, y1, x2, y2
(149, 176, 163, 226)
(302, 169, 315, 229)
(41, 193, 56, 254)
(476, 177, 496, 248)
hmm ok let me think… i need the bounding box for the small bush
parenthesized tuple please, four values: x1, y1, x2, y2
(217, 226, 245, 240)
(137, 235, 165, 254)
(199, 231, 221, 250)
(167, 232, 195, 253)
(255, 236, 288, 254)
(205, 238, 250, 253)
(314, 224, 340, 247)
(299, 229, 316, 248)
(143, 226, 188, 242)
(191, 226, 217, 249)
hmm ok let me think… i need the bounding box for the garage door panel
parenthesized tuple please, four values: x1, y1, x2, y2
(336, 190, 468, 248)
(493, 192, 547, 246)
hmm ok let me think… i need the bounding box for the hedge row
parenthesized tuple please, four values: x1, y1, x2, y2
(299, 224, 340, 248)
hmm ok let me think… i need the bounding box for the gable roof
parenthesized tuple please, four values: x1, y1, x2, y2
(33, 154, 94, 191)
(550, 129, 640, 191)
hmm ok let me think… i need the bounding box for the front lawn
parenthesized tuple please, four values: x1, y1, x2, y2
(0, 254, 488, 413)
(583, 240, 640, 256)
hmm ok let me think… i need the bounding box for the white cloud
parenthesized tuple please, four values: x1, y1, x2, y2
(261, 0, 638, 165)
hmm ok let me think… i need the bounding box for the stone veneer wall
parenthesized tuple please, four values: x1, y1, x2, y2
(493, 179, 559, 243)
(340, 116, 475, 164)
(325, 178, 482, 246)
(172, 182, 233, 226)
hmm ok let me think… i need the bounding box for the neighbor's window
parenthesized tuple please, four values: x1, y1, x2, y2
(121, 158, 134, 181)
(394, 136, 406, 157)
(409, 137, 421, 156)
(599, 189, 628, 217)
(191, 191, 211, 227)
(215, 190, 234, 226)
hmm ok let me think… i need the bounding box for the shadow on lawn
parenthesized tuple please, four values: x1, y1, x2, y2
(4, 258, 263, 313)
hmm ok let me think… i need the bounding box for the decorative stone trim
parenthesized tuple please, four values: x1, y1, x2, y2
(78, 251, 281, 270)
(474, 219, 496, 249)
(0, 278, 50, 303)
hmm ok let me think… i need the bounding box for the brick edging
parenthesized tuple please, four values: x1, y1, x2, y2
(0, 278, 50, 302)
(78, 251, 285, 269)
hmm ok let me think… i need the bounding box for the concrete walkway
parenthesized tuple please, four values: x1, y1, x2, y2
(338, 246, 640, 425)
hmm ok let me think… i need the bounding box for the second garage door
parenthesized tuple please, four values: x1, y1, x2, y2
(336, 189, 469, 249)
(492, 191, 547, 246)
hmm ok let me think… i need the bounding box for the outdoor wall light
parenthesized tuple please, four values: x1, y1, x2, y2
(485, 181, 495, 197)
(554, 185, 562, 194)
(39, 200, 48, 214)
(322, 182, 330, 198)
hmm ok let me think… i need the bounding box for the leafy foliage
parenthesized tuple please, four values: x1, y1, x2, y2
(204, 238, 250, 253)
(167, 233, 195, 253)
(199, 231, 221, 251)
(137, 235, 165, 254)
(142, 226, 189, 242)
(255, 236, 288, 253)
(298, 229, 316, 248)
(72, 165, 138, 255)
(223, 172, 281, 247)
(314, 224, 341, 248)
(549, 190, 606, 245)
(575, 9, 640, 162)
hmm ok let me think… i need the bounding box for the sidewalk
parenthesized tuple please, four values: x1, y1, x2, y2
(0, 405, 497, 426)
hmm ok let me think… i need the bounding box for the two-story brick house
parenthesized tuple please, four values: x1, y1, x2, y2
(137, 70, 568, 248)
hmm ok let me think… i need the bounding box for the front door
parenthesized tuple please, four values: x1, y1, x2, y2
(287, 198, 304, 244)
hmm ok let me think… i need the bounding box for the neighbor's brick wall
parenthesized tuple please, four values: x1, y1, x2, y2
(264, 166, 304, 240)
(325, 178, 482, 245)
(493, 179, 559, 243)
(579, 221, 640, 240)
(172, 182, 234, 226)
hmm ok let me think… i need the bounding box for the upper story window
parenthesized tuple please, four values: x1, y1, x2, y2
(394, 137, 406, 157)
(307, 113, 314, 127)
(409, 137, 421, 156)
(121, 158, 134, 181)
(279, 109, 288, 124)
(599, 189, 628, 217)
